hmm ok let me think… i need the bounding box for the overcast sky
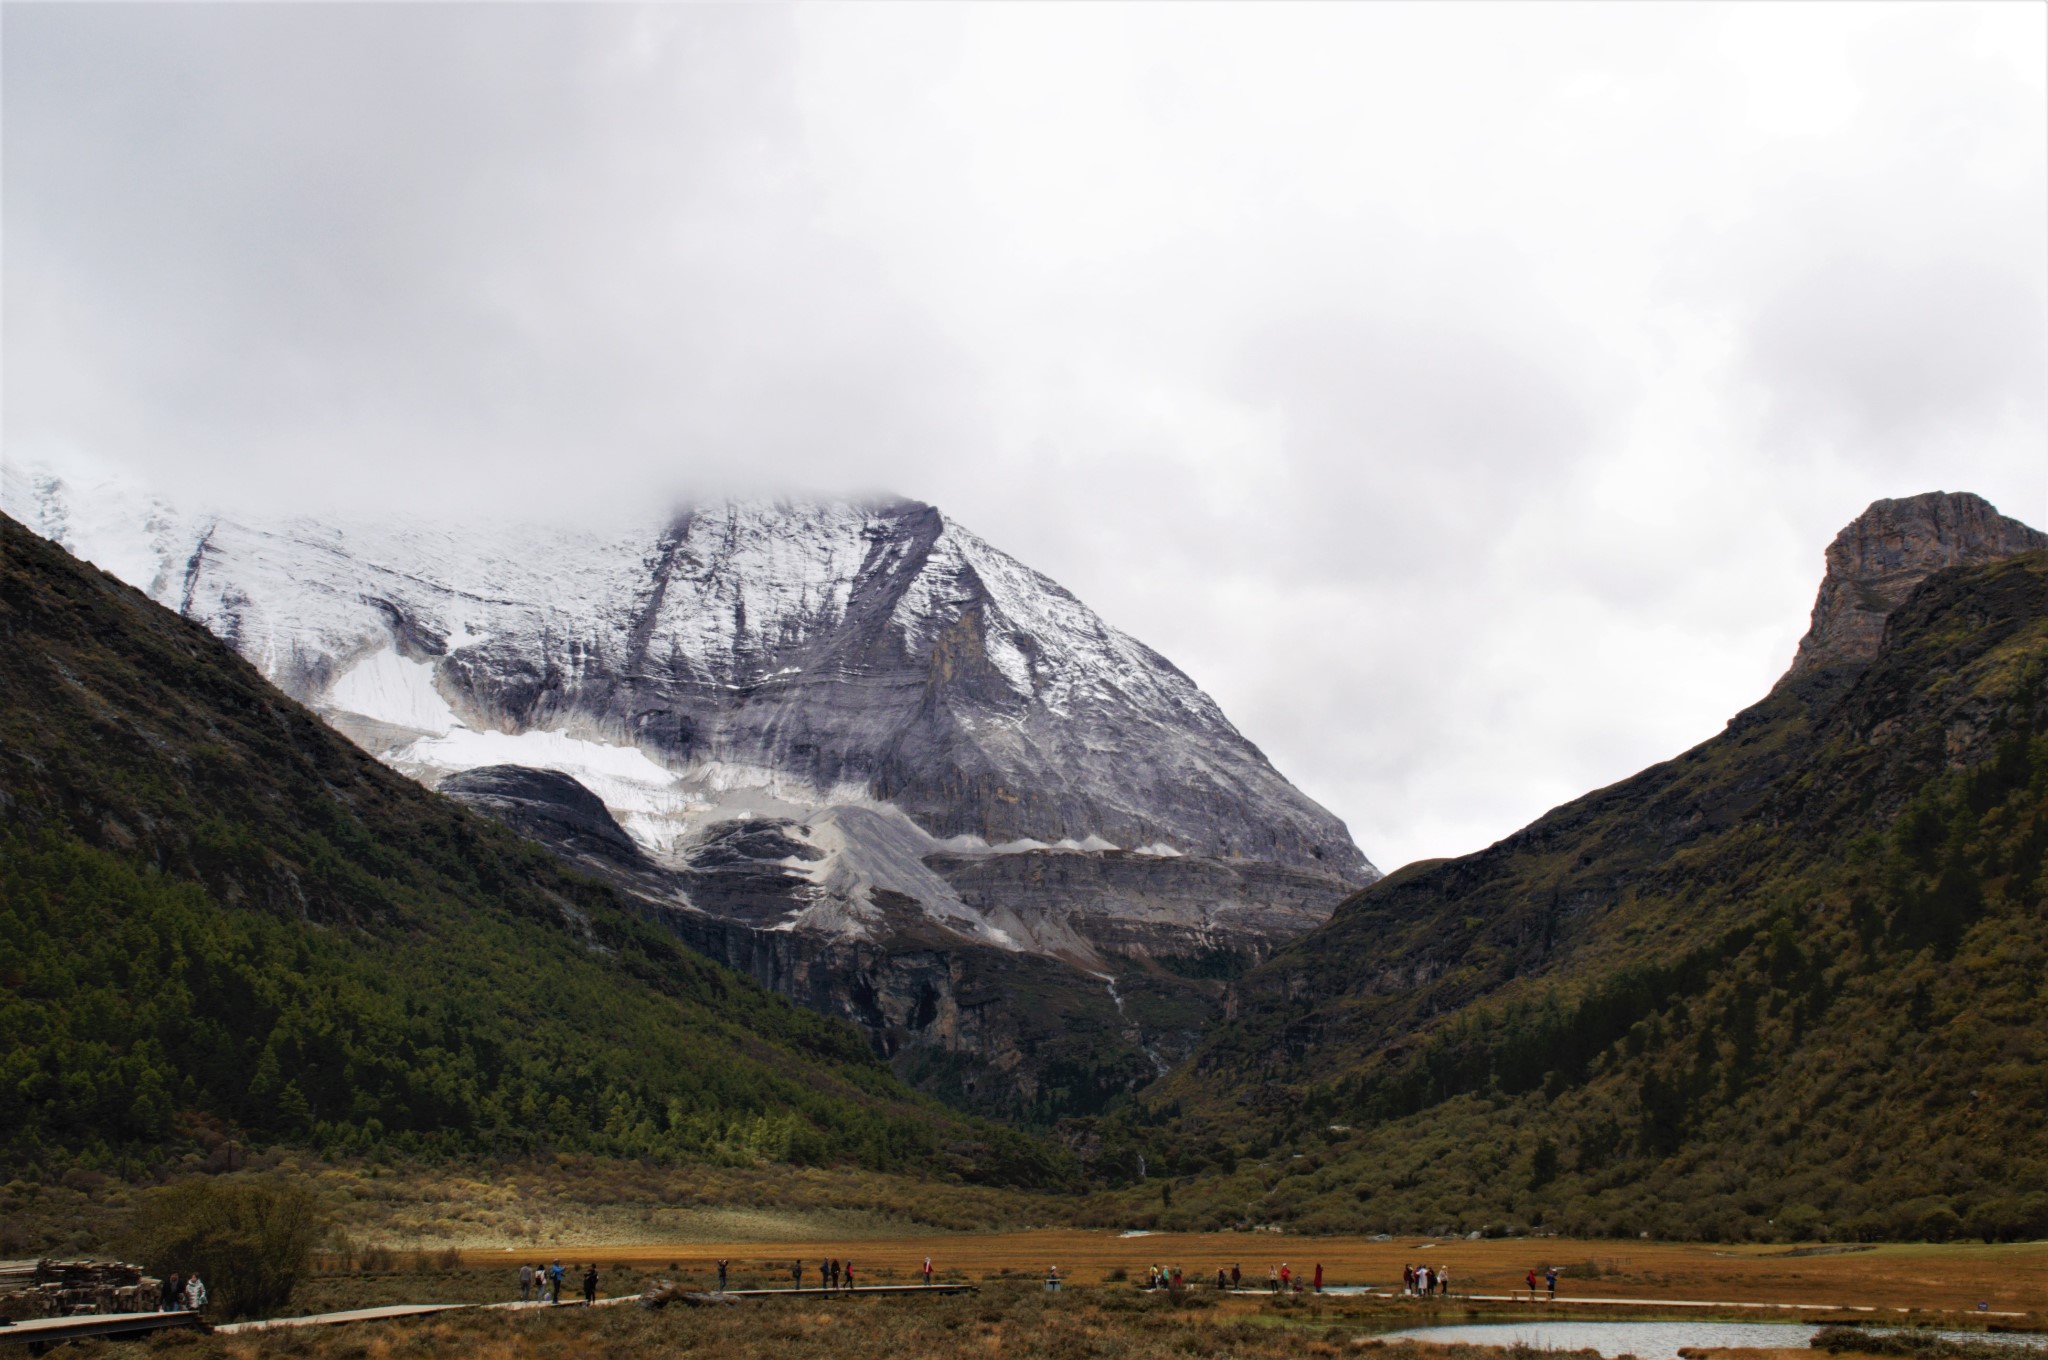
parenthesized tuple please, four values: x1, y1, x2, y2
(6, 3, 2044, 871)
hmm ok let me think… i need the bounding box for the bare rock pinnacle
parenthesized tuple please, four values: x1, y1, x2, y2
(1783, 491, 2046, 683)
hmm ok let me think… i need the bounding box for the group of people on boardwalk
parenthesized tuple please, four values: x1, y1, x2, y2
(510, 1253, 935, 1298)
(788, 1257, 857, 1291)
(1265, 1262, 1323, 1293)
(1144, 1264, 1184, 1290)
(159, 1271, 208, 1314)
(1403, 1263, 1451, 1297)
(1145, 1262, 1324, 1293)
(494, 1251, 1564, 1305)
(516, 1260, 598, 1304)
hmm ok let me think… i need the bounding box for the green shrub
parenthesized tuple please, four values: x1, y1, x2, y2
(127, 1176, 325, 1319)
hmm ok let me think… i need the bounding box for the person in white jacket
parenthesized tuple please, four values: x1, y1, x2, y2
(184, 1276, 208, 1312)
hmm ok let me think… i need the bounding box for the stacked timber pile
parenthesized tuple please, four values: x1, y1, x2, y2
(0, 1260, 163, 1319)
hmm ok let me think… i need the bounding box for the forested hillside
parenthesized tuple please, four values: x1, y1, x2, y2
(1100, 551, 2048, 1242)
(0, 515, 1059, 1186)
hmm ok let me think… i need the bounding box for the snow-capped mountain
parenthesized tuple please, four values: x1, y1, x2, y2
(7, 455, 1375, 1115)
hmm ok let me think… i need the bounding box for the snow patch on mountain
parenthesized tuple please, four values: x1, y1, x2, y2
(398, 727, 687, 849)
(328, 648, 459, 736)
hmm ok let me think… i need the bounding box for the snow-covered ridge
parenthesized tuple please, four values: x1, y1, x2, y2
(5, 454, 1373, 947)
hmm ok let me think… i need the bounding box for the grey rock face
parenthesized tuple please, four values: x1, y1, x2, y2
(438, 765, 647, 867)
(928, 850, 1341, 966)
(1783, 491, 2047, 683)
(434, 761, 1243, 1117)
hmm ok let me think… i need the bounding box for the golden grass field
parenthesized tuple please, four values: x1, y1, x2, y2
(452, 1231, 2048, 1318)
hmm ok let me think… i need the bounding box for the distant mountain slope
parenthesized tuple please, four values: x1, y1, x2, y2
(0, 513, 1058, 1185)
(5, 458, 1371, 1118)
(1110, 495, 2048, 1242)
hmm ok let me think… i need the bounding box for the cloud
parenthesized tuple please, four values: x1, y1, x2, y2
(1692, 12, 2048, 473)
(5, 2, 2043, 869)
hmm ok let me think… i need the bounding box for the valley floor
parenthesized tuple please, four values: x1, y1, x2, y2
(37, 1274, 2045, 1360)
(433, 1233, 2048, 1318)
(218, 1231, 2048, 1323)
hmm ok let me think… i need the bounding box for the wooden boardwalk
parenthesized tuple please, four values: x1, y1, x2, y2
(216, 1303, 472, 1334)
(0, 1309, 204, 1350)
(1, 1285, 977, 1348)
(699, 1285, 979, 1298)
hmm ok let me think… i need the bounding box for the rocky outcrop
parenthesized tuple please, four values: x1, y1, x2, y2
(438, 765, 647, 867)
(1782, 491, 2046, 683)
(927, 850, 1341, 965)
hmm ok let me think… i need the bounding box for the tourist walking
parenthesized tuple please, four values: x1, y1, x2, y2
(792, 1260, 803, 1290)
(1546, 1267, 1558, 1301)
(1268, 1265, 1279, 1292)
(923, 1255, 934, 1286)
(549, 1260, 564, 1305)
(583, 1264, 598, 1305)
(518, 1262, 532, 1302)
(164, 1273, 182, 1312)
(844, 1261, 855, 1291)
(1230, 1263, 1241, 1290)
(716, 1259, 728, 1293)
(1045, 1264, 1061, 1292)
(1313, 1263, 1323, 1293)
(1525, 1267, 1538, 1301)
(184, 1276, 207, 1314)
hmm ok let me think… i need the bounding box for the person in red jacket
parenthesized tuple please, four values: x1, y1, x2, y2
(1313, 1263, 1323, 1293)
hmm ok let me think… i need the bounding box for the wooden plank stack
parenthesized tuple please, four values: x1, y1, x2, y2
(0, 1259, 163, 1320)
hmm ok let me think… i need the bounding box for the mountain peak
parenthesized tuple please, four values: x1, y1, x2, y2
(3, 454, 1371, 892)
(1783, 491, 2046, 683)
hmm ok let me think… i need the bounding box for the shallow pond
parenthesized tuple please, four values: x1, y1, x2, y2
(1375, 1321, 2048, 1360)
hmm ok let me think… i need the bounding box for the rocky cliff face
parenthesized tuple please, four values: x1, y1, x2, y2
(6, 457, 1371, 1117)
(1783, 491, 2046, 683)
